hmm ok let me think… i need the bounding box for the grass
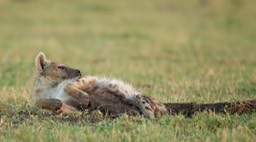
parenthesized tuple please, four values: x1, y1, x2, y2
(0, 0, 256, 141)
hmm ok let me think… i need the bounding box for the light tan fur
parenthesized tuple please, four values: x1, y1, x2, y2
(32, 52, 167, 118)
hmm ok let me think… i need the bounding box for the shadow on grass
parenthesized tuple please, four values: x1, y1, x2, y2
(1, 99, 256, 129)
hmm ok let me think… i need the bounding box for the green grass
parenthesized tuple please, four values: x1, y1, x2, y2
(1, 0, 256, 141)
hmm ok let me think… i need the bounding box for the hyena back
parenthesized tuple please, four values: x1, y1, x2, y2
(32, 52, 168, 118)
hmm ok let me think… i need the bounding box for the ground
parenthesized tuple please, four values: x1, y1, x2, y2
(0, 0, 256, 141)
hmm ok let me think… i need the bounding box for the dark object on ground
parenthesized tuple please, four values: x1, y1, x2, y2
(164, 99, 256, 117)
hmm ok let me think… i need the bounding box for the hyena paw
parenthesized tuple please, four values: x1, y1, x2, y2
(50, 99, 63, 111)
(136, 95, 155, 118)
(80, 91, 90, 106)
(141, 104, 154, 118)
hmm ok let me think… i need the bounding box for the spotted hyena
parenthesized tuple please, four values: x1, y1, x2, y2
(32, 52, 167, 118)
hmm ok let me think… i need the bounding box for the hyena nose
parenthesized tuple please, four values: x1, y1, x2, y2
(76, 70, 81, 76)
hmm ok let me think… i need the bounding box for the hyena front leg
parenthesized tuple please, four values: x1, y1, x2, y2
(36, 98, 62, 112)
(64, 77, 97, 106)
(64, 83, 90, 106)
(36, 98, 77, 113)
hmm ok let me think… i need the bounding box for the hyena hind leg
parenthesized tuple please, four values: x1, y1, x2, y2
(133, 95, 168, 118)
(142, 95, 168, 116)
(133, 95, 155, 118)
(64, 83, 90, 106)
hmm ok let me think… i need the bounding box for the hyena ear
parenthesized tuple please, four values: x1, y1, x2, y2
(35, 52, 48, 73)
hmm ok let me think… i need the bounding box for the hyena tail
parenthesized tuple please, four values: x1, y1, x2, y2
(163, 99, 256, 117)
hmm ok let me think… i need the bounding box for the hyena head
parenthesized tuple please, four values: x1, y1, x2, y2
(35, 52, 81, 83)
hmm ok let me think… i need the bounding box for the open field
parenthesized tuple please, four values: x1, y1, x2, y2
(0, 0, 256, 141)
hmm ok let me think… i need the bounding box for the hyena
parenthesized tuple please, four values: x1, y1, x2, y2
(32, 52, 168, 118)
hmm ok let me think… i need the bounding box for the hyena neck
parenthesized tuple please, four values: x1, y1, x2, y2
(32, 76, 76, 102)
(34, 75, 79, 87)
(34, 75, 62, 88)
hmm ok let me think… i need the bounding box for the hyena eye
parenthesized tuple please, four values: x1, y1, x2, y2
(57, 66, 65, 70)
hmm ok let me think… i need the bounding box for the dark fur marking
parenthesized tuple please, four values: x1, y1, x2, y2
(105, 89, 135, 106)
(35, 89, 42, 94)
(145, 106, 153, 111)
(106, 90, 124, 99)
(90, 86, 99, 93)
(50, 82, 59, 88)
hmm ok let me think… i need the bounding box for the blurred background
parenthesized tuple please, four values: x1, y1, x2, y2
(0, 0, 256, 102)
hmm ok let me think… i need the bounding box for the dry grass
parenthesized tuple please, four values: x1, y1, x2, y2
(0, 0, 256, 141)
